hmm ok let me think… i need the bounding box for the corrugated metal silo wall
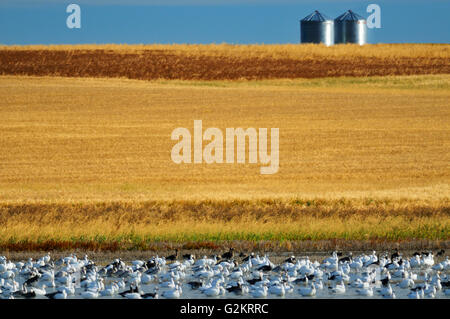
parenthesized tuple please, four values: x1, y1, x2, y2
(300, 21, 334, 46)
(334, 20, 367, 45)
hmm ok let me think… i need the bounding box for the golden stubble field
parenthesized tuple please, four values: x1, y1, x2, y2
(0, 74, 449, 249)
(1, 75, 449, 201)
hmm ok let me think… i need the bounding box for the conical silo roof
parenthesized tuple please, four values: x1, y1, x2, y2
(335, 10, 365, 21)
(301, 10, 331, 22)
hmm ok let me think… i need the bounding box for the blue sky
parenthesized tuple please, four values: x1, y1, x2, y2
(0, 0, 449, 45)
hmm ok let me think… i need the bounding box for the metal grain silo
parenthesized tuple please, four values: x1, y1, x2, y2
(300, 11, 334, 46)
(334, 10, 367, 45)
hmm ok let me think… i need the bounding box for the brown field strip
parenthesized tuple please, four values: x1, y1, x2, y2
(0, 44, 449, 80)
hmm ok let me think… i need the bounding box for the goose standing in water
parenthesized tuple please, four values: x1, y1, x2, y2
(250, 285, 268, 298)
(408, 290, 422, 299)
(226, 280, 248, 296)
(81, 290, 99, 299)
(141, 287, 159, 299)
(162, 284, 182, 299)
(160, 277, 177, 289)
(31, 285, 47, 296)
(119, 283, 139, 297)
(1, 250, 449, 299)
(58, 283, 76, 296)
(45, 290, 67, 299)
(313, 280, 323, 290)
(329, 280, 346, 294)
(101, 282, 119, 297)
(398, 276, 415, 289)
(356, 282, 373, 297)
(268, 282, 285, 297)
(15, 285, 36, 299)
(203, 281, 225, 297)
(124, 291, 142, 299)
(378, 283, 394, 298)
(421, 252, 435, 267)
(298, 284, 316, 297)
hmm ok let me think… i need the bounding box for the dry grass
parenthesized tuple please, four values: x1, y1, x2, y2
(0, 199, 448, 251)
(0, 74, 449, 249)
(0, 44, 449, 80)
(2, 43, 449, 58)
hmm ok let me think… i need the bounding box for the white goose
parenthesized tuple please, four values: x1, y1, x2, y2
(81, 289, 99, 299)
(124, 291, 142, 299)
(330, 281, 346, 294)
(48, 290, 67, 299)
(349, 258, 364, 271)
(141, 273, 154, 285)
(378, 284, 394, 298)
(408, 290, 421, 299)
(398, 277, 415, 289)
(230, 268, 244, 280)
(203, 281, 225, 297)
(298, 284, 316, 296)
(432, 258, 447, 271)
(409, 255, 421, 268)
(100, 283, 119, 297)
(32, 285, 47, 296)
(195, 267, 215, 280)
(268, 283, 285, 297)
(313, 280, 324, 290)
(58, 284, 75, 296)
(251, 285, 268, 298)
(162, 284, 182, 299)
(160, 277, 176, 289)
(356, 282, 373, 297)
(422, 253, 435, 267)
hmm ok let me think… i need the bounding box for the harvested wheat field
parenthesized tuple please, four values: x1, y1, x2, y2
(0, 44, 449, 251)
(1, 74, 449, 200)
(0, 74, 449, 250)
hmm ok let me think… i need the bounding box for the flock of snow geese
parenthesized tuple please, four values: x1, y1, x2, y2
(0, 248, 449, 299)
